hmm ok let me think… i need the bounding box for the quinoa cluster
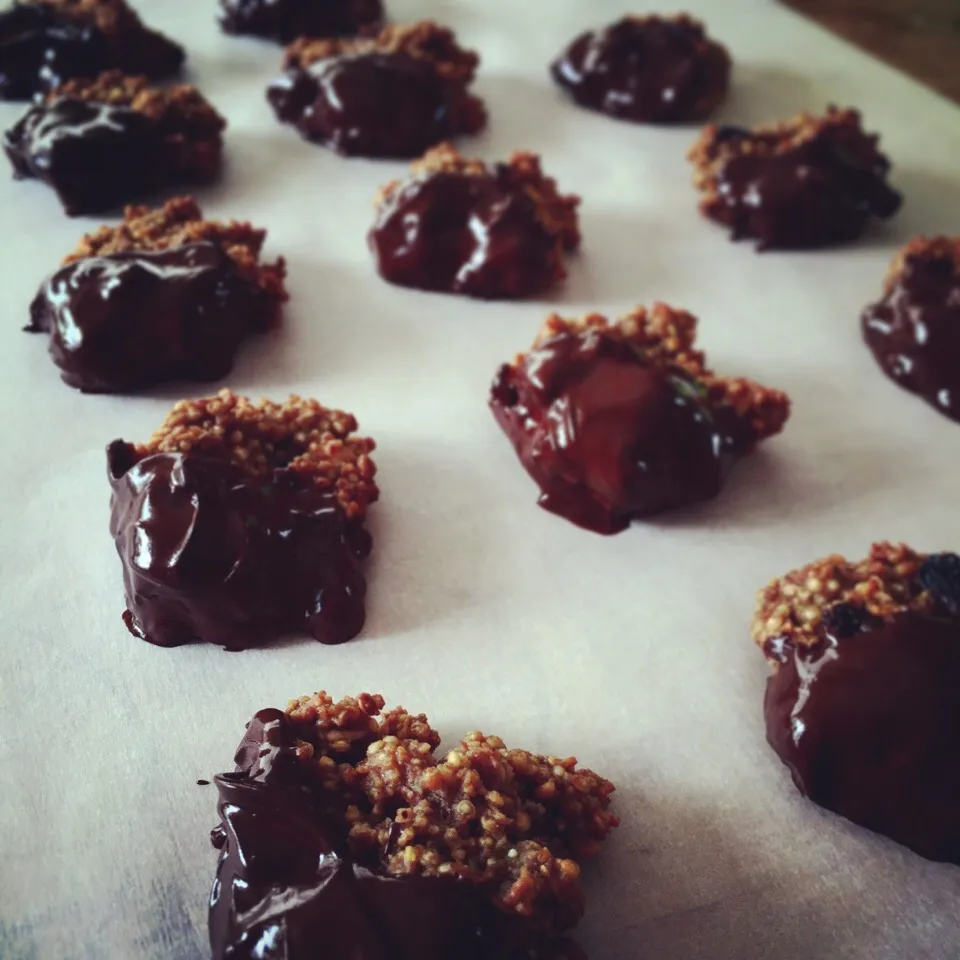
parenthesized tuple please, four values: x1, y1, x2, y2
(65, 197, 287, 315)
(280, 691, 619, 937)
(884, 235, 960, 292)
(751, 542, 940, 665)
(130, 390, 378, 519)
(519, 304, 791, 449)
(52, 71, 224, 181)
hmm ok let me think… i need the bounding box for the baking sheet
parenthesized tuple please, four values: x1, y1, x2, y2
(2, 1, 960, 957)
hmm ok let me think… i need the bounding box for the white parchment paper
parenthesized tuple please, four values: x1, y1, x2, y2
(2, 1, 960, 957)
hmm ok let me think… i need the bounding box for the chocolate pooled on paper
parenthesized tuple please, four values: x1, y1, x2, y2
(219, 0, 383, 44)
(754, 542, 960, 864)
(210, 691, 618, 959)
(490, 304, 790, 534)
(108, 391, 378, 650)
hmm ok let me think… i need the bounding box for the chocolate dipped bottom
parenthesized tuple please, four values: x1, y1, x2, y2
(755, 544, 960, 863)
(765, 613, 960, 863)
(210, 711, 543, 960)
(862, 237, 960, 422)
(219, 0, 383, 43)
(491, 305, 790, 534)
(108, 392, 377, 650)
(551, 15, 730, 124)
(28, 243, 266, 392)
(370, 143, 580, 299)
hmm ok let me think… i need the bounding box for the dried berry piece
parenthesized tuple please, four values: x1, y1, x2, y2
(821, 602, 873, 639)
(919, 553, 960, 616)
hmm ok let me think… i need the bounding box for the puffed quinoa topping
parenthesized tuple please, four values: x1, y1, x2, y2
(523, 304, 790, 447)
(281, 691, 618, 935)
(884, 236, 960, 292)
(752, 542, 939, 667)
(130, 390, 378, 518)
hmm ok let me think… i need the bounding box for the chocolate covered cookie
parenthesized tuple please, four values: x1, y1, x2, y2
(27, 198, 287, 393)
(370, 143, 580, 299)
(219, 0, 382, 44)
(0, 0, 183, 100)
(689, 107, 901, 250)
(862, 236, 960, 422)
(210, 691, 618, 959)
(268, 22, 485, 158)
(755, 542, 960, 864)
(490, 304, 790, 534)
(4, 70, 225, 215)
(108, 391, 377, 650)
(551, 14, 730, 124)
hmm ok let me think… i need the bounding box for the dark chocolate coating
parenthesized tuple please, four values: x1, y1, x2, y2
(4, 96, 168, 216)
(369, 169, 560, 299)
(0, 1, 182, 100)
(706, 131, 902, 250)
(107, 449, 370, 650)
(765, 612, 960, 864)
(268, 52, 460, 158)
(0, 2, 110, 99)
(210, 709, 550, 960)
(27, 243, 268, 393)
(862, 250, 960, 422)
(218, 0, 382, 43)
(490, 330, 744, 534)
(551, 17, 730, 123)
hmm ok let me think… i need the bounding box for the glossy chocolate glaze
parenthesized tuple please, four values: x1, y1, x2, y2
(107, 449, 371, 649)
(268, 51, 461, 158)
(708, 133, 902, 250)
(862, 251, 960, 422)
(219, 0, 382, 43)
(490, 330, 745, 534)
(4, 96, 167, 215)
(0, 2, 182, 100)
(765, 612, 960, 864)
(551, 17, 729, 123)
(0, 3, 110, 99)
(209, 709, 561, 960)
(370, 169, 559, 299)
(27, 243, 267, 393)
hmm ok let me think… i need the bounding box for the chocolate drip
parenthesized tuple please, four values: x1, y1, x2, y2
(551, 17, 729, 123)
(4, 96, 167, 215)
(369, 169, 557, 299)
(107, 450, 370, 650)
(765, 612, 960, 864)
(268, 52, 457, 158)
(490, 331, 741, 534)
(28, 242, 265, 393)
(862, 252, 960, 422)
